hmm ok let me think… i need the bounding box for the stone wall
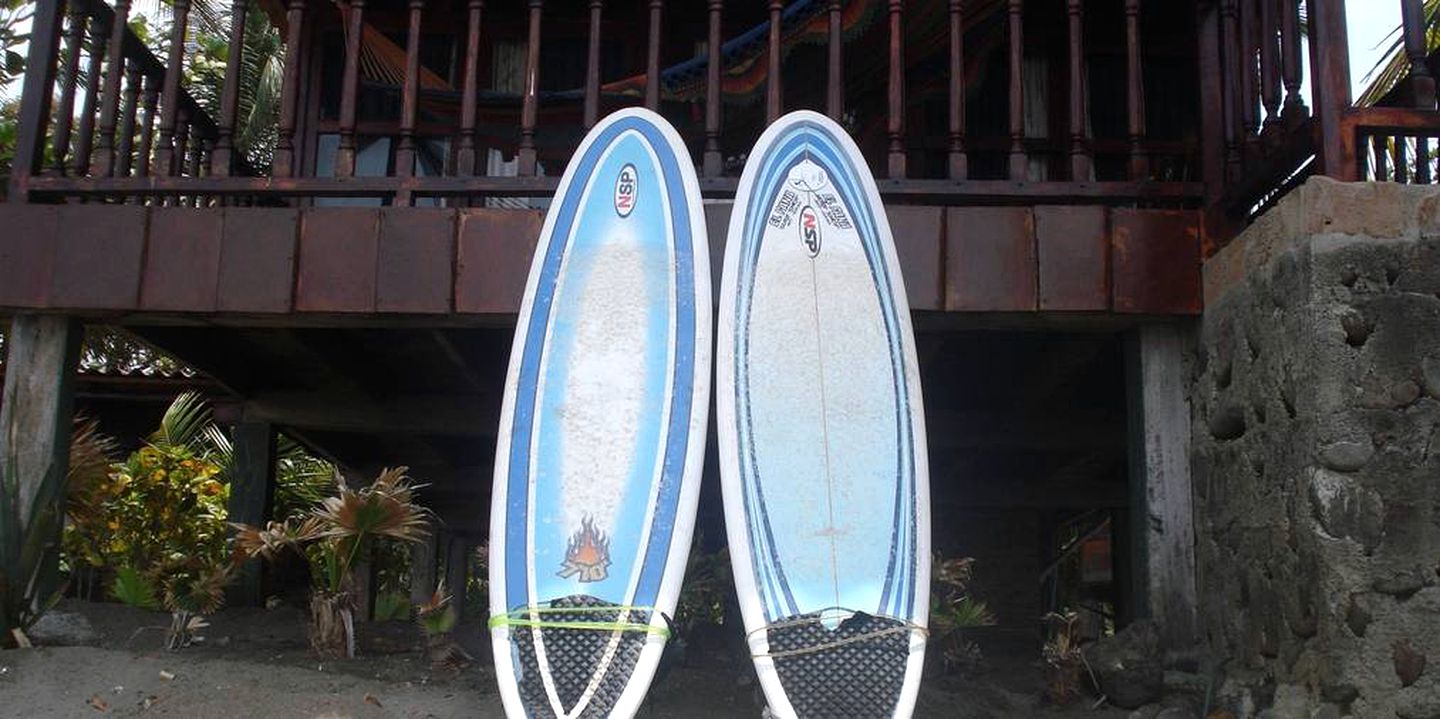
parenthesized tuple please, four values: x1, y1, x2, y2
(1194, 178, 1440, 718)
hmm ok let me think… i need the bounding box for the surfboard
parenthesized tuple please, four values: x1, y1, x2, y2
(488, 108, 711, 719)
(717, 110, 931, 718)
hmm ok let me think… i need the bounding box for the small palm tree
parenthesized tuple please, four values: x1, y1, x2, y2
(1356, 0, 1440, 107)
(232, 467, 430, 658)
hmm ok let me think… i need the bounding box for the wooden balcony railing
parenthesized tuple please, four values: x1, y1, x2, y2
(8, 0, 1440, 239)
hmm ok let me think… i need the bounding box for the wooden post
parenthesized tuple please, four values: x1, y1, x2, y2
(409, 516, 439, 606)
(0, 316, 81, 544)
(1306, 0, 1354, 180)
(1197, 0, 1226, 201)
(444, 534, 470, 615)
(457, 0, 485, 174)
(1124, 325, 1196, 648)
(1007, 0, 1026, 181)
(1402, 0, 1436, 109)
(9, 0, 65, 199)
(583, 0, 601, 129)
(226, 421, 275, 606)
(394, 0, 424, 181)
(948, 0, 967, 180)
(827, 0, 843, 121)
(334, 0, 365, 178)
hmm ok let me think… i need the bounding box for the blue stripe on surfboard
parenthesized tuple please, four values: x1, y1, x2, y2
(733, 121, 918, 622)
(504, 116, 697, 614)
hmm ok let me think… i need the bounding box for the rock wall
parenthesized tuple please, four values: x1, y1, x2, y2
(1195, 178, 1440, 718)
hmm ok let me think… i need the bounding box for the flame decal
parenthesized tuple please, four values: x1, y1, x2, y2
(558, 515, 612, 582)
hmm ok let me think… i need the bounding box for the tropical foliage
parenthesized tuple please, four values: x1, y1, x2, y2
(1041, 610, 1087, 705)
(232, 467, 430, 657)
(1, 418, 115, 647)
(930, 555, 996, 675)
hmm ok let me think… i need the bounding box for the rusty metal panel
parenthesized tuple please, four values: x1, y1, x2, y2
(1035, 206, 1109, 311)
(887, 206, 943, 311)
(945, 207, 1037, 312)
(141, 208, 223, 311)
(296, 207, 380, 313)
(50, 205, 147, 309)
(455, 208, 543, 314)
(1111, 209, 1203, 315)
(218, 208, 299, 314)
(704, 202, 731, 294)
(0, 205, 59, 308)
(377, 208, 455, 314)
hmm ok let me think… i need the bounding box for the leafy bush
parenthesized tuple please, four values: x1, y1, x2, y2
(930, 555, 996, 675)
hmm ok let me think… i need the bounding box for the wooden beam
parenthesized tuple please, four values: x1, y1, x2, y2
(226, 421, 275, 607)
(1124, 324, 1196, 647)
(242, 391, 498, 437)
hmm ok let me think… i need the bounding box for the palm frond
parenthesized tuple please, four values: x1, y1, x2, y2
(1358, 0, 1440, 106)
(111, 565, 161, 610)
(150, 391, 212, 450)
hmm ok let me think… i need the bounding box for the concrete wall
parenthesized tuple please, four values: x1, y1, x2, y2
(1195, 178, 1440, 718)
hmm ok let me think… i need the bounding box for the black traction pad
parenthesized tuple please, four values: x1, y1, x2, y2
(766, 611, 912, 718)
(511, 595, 651, 718)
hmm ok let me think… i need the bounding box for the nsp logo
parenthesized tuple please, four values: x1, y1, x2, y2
(614, 164, 638, 217)
(799, 205, 821, 257)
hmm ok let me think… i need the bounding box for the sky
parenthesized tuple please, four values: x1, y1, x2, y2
(1347, 0, 1404, 98)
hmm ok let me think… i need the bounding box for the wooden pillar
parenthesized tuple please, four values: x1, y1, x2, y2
(1124, 325, 1197, 648)
(0, 316, 82, 540)
(409, 516, 439, 606)
(444, 534, 471, 615)
(1306, 0, 1354, 180)
(226, 421, 275, 606)
(9, 0, 65, 199)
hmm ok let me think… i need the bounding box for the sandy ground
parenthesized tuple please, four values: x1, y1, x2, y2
(0, 600, 1126, 718)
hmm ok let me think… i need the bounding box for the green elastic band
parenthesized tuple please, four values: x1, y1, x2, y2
(488, 606, 670, 638)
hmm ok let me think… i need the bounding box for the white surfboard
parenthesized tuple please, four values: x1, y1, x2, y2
(488, 108, 711, 719)
(717, 110, 931, 718)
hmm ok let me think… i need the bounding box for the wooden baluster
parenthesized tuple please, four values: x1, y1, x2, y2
(175, 112, 191, 177)
(1240, 0, 1259, 150)
(948, 0, 966, 180)
(1067, 0, 1090, 181)
(188, 134, 205, 206)
(1418, 137, 1432, 183)
(73, 19, 107, 176)
(1259, 0, 1280, 131)
(94, 0, 131, 177)
(1394, 136, 1409, 183)
(887, 0, 905, 178)
(212, 0, 249, 177)
(1306, 0, 1354, 180)
(1007, 0, 1025, 180)
(704, 0, 723, 177)
(1370, 134, 1382, 181)
(766, 0, 782, 123)
(273, 0, 306, 178)
(646, 0, 661, 110)
(154, 0, 191, 176)
(584, 0, 600, 128)
(518, 0, 542, 176)
(1402, 0, 1437, 108)
(827, 0, 842, 120)
(8, 0, 64, 198)
(136, 73, 160, 177)
(50, 9, 86, 175)
(458, 0, 485, 173)
(1220, 0, 1242, 179)
(335, 0, 365, 177)
(395, 0, 424, 181)
(1125, 0, 1147, 180)
(1197, 0, 1227, 201)
(117, 64, 141, 176)
(1280, 0, 1305, 122)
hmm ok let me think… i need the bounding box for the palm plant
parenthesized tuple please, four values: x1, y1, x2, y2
(929, 555, 996, 675)
(232, 467, 430, 658)
(1, 418, 117, 647)
(1357, 0, 1440, 107)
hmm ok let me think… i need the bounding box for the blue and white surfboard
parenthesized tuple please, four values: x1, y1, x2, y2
(717, 110, 931, 718)
(488, 108, 711, 719)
